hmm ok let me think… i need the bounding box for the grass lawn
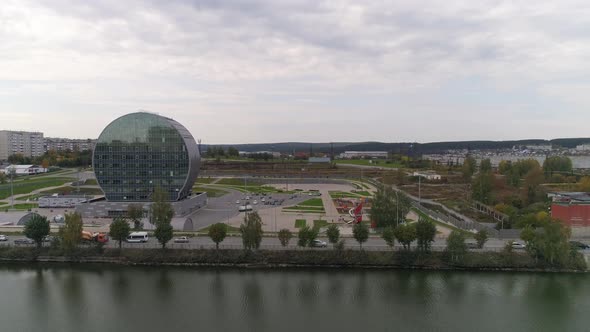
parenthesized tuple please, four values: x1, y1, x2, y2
(0, 202, 7, 206)
(412, 208, 474, 238)
(335, 159, 402, 168)
(217, 178, 264, 186)
(313, 219, 329, 228)
(351, 190, 372, 197)
(196, 177, 217, 184)
(193, 186, 228, 198)
(329, 191, 364, 198)
(295, 219, 306, 228)
(40, 186, 104, 195)
(84, 179, 98, 185)
(14, 193, 42, 201)
(283, 206, 325, 212)
(198, 224, 241, 233)
(0, 177, 74, 199)
(10, 203, 38, 210)
(297, 198, 324, 207)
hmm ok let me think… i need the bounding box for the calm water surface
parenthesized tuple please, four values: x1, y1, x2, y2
(0, 264, 588, 332)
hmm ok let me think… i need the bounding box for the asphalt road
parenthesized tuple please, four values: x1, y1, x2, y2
(0, 235, 536, 251)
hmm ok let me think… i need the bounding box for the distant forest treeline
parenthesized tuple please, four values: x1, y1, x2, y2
(203, 138, 590, 155)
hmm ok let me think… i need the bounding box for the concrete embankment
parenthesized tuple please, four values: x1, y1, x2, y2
(0, 247, 586, 273)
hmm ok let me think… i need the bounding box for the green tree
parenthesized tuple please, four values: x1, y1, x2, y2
(474, 229, 488, 249)
(446, 230, 466, 262)
(154, 222, 173, 249)
(59, 212, 83, 252)
(0, 172, 6, 184)
(208, 223, 228, 249)
(471, 171, 494, 204)
(23, 214, 50, 248)
(520, 220, 571, 266)
(127, 204, 144, 230)
(370, 186, 410, 228)
(522, 166, 545, 205)
(109, 217, 131, 249)
(240, 212, 263, 250)
(326, 224, 340, 248)
(150, 188, 174, 226)
(543, 156, 572, 178)
(394, 223, 416, 250)
(278, 228, 292, 247)
(297, 225, 318, 247)
(150, 188, 174, 249)
(480, 159, 492, 173)
(415, 217, 436, 252)
(382, 226, 395, 249)
(461, 156, 476, 181)
(227, 146, 239, 158)
(498, 160, 512, 175)
(352, 223, 369, 249)
(577, 176, 590, 192)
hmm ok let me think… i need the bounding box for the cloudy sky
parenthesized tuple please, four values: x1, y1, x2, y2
(2, 0, 590, 143)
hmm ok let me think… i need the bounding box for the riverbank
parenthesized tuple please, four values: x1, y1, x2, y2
(0, 246, 586, 272)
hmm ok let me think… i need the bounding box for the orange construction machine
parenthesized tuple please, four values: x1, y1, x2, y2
(81, 231, 109, 243)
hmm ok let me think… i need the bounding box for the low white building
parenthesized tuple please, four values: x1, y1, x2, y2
(0, 164, 47, 175)
(339, 151, 388, 159)
(413, 171, 442, 180)
(576, 144, 590, 151)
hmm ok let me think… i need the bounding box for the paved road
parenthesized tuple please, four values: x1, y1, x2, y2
(182, 189, 314, 231)
(0, 235, 535, 251)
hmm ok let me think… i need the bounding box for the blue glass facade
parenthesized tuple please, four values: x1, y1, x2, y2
(93, 112, 200, 201)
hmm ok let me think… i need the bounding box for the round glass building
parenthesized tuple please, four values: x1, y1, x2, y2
(93, 112, 200, 201)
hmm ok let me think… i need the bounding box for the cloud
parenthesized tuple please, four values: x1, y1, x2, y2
(2, 0, 590, 142)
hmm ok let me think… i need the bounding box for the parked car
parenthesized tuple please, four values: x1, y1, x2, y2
(43, 235, 55, 243)
(14, 238, 35, 245)
(511, 241, 526, 249)
(466, 242, 478, 249)
(236, 200, 241, 204)
(569, 241, 590, 250)
(174, 236, 190, 243)
(0, 235, 7, 242)
(310, 239, 328, 248)
(253, 200, 258, 205)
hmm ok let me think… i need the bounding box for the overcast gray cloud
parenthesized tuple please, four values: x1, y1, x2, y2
(1, 0, 590, 143)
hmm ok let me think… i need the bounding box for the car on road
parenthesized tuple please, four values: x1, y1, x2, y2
(253, 200, 258, 205)
(310, 239, 328, 248)
(245, 196, 250, 200)
(0, 235, 7, 242)
(14, 238, 35, 245)
(466, 242, 478, 249)
(570, 241, 590, 250)
(174, 236, 190, 243)
(43, 235, 55, 243)
(511, 241, 526, 249)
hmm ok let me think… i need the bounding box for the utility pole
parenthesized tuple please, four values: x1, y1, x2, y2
(9, 167, 14, 209)
(418, 175, 421, 205)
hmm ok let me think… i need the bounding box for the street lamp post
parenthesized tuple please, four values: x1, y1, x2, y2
(9, 166, 15, 210)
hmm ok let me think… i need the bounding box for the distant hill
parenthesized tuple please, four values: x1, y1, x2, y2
(202, 138, 590, 155)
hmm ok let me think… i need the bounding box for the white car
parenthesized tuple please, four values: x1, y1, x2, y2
(0, 235, 7, 242)
(311, 239, 328, 248)
(236, 200, 240, 204)
(253, 200, 258, 205)
(511, 241, 526, 249)
(174, 236, 190, 243)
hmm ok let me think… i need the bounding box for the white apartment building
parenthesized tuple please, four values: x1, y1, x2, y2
(339, 151, 388, 159)
(0, 130, 44, 160)
(44, 137, 95, 152)
(576, 144, 590, 151)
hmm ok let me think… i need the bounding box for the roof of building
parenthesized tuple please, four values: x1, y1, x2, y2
(550, 192, 590, 203)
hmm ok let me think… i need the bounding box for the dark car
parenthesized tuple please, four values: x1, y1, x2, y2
(14, 238, 35, 245)
(466, 242, 479, 249)
(570, 241, 590, 250)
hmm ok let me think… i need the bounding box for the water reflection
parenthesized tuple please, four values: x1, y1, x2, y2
(155, 270, 173, 300)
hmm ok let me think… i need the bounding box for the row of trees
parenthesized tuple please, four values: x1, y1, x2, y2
(8, 150, 92, 168)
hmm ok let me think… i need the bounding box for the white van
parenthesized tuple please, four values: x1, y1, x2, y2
(126, 231, 149, 243)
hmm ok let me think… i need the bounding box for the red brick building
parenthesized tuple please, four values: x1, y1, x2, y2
(550, 192, 590, 227)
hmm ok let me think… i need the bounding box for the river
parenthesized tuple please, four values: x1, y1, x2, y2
(0, 264, 588, 332)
